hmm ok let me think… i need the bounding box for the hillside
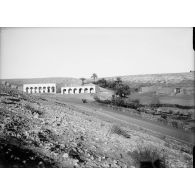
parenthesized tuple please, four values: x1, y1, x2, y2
(0, 84, 193, 168)
(104, 72, 194, 87)
(0, 77, 82, 87)
(1, 72, 194, 88)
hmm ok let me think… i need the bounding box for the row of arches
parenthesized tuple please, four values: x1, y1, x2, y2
(25, 86, 56, 94)
(61, 87, 95, 94)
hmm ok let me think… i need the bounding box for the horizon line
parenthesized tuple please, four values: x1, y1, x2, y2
(0, 71, 194, 80)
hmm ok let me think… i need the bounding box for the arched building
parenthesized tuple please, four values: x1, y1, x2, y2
(23, 83, 56, 94)
(61, 84, 96, 95)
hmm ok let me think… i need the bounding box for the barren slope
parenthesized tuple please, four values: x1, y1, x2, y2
(104, 72, 194, 86)
(0, 85, 193, 168)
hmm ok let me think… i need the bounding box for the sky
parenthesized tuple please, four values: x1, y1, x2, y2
(0, 27, 194, 79)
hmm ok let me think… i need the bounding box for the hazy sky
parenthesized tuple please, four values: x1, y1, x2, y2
(0, 27, 194, 79)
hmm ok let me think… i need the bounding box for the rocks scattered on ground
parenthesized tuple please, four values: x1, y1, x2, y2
(0, 84, 193, 168)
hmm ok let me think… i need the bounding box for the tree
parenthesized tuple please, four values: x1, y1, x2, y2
(115, 84, 131, 98)
(91, 73, 98, 82)
(115, 77, 122, 85)
(80, 78, 86, 85)
(96, 78, 107, 88)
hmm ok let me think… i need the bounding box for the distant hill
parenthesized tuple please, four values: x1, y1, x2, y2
(103, 72, 194, 87)
(0, 77, 82, 87)
(1, 72, 194, 88)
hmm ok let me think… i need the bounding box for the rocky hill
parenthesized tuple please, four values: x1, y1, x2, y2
(105, 72, 194, 87)
(0, 84, 193, 167)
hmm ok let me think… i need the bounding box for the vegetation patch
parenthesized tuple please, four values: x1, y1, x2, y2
(95, 77, 131, 98)
(82, 99, 87, 103)
(128, 145, 167, 168)
(109, 125, 131, 139)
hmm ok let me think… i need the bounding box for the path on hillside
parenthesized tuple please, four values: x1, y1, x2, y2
(52, 96, 194, 145)
(78, 104, 194, 144)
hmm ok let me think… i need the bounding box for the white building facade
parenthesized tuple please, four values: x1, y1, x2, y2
(61, 85, 96, 94)
(23, 83, 56, 94)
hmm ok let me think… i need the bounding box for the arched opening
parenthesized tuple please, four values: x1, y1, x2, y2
(34, 87, 38, 93)
(39, 87, 42, 93)
(30, 87, 33, 93)
(73, 88, 77, 94)
(63, 89, 66, 94)
(90, 88, 94, 93)
(84, 88, 88, 93)
(43, 87, 46, 93)
(79, 88, 82, 93)
(47, 86, 50, 93)
(52, 86, 55, 93)
(26, 87, 29, 93)
(68, 88, 72, 94)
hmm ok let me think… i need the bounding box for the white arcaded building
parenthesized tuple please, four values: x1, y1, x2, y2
(23, 83, 56, 94)
(61, 84, 96, 94)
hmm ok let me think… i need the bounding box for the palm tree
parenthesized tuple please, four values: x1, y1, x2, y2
(80, 78, 86, 85)
(91, 73, 98, 83)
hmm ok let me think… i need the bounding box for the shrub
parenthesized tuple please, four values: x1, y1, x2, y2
(95, 78, 131, 98)
(115, 84, 131, 98)
(82, 99, 87, 103)
(112, 97, 125, 107)
(157, 117, 167, 124)
(171, 121, 179, 129)
(128, 145, 167, 168)
(25, 104, 43, 115)
(161, 114, 167, 120)
(95, 78, 108, 88)
(109, 125, 131, 139)
(168, 110, 173, 114)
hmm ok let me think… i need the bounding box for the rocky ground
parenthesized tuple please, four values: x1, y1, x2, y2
(0, 84, 193, 168)
(106, 72, 194, 85)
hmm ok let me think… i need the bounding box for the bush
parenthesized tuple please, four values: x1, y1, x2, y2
(82, 99, 87, 103)
(25, 104, 43, 115)
(94, 95, 142, 110)
(95, 78, 131, 98)
(171, 120, 179, 129)
(109, 125, 131, 139)
(112, 97, 125, 107)
(128, 145, 167, 168)
(95, 78, 108, 88)
(115, 84, 131, 98)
